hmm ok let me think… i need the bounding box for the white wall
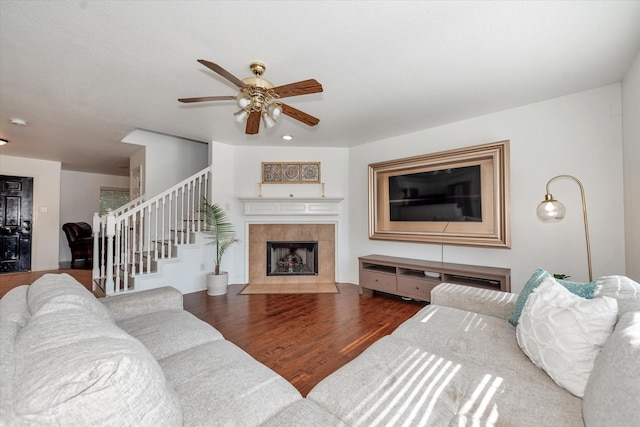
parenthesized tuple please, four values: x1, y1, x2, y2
(622, 48, 640, 282)
(210, 142, 350, 284)
(59, 170, 129, 263)
(349, 85, 626, 293)
(122, 129, 209, 198)
(0, 155, 61, 270)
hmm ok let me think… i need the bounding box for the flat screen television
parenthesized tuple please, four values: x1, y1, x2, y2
(388, 165, 482, 222)
(368, 141, 510, 248)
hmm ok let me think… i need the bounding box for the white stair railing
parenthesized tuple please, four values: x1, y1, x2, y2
(109, 195, 145, 217)
(93, 167, 210, 295)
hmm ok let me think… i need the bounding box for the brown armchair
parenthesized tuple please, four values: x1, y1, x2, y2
(62, 222, 94, 268)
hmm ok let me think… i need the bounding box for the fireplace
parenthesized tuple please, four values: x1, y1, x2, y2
(266, 241, 318, 276)
(248, 223, 335, 285)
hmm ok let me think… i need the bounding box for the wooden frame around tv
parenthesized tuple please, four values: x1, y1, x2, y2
(368, 140, 510, 248)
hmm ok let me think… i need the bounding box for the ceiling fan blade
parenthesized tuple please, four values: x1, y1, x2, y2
(281, 103, 320, 126)
(197, 59, 247, 88)
(272, 79, 323, 98)
(178, 95, 235, 103)
(246, 111, 261, 134)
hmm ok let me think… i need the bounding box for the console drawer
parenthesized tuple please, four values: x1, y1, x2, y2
(397, 276, 438, 301)
(360, 270, 397, 293)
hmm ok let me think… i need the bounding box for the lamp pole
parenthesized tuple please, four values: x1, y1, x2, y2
(537, 175, 593, 281)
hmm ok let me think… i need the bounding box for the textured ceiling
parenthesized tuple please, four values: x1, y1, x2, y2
(1, 1, 639, 176)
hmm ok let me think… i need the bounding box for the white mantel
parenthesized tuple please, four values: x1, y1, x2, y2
(238, 197, 344, 216)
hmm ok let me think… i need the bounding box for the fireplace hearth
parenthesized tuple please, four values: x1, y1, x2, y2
(266, 241, 318, 276)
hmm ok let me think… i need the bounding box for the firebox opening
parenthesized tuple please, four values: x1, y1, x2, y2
(266, 241, 318, 276)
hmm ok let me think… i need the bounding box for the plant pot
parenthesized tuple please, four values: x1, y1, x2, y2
(207, 272, 228, 296)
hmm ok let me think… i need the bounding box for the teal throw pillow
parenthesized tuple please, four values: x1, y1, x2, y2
(508, 268, 598, 326)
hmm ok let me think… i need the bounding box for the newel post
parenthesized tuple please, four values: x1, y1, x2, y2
(105, 212, 116, 295)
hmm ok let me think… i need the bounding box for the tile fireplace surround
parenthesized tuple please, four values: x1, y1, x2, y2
(248, 223, 335, 285)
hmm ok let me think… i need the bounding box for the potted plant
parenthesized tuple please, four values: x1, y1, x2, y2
(201, 198, 239, 296)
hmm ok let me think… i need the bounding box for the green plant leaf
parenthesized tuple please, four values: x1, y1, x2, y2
(201, 197, 239, 274)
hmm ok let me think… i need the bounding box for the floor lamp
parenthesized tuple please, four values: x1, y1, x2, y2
(536, 174, 593, 281)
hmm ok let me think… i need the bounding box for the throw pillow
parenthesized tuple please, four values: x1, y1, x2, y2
(516, 277, 618, 397)
(508, 268, 597, 326)
(594, 275, 640, 316)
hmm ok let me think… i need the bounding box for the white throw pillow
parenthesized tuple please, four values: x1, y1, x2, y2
(516, 277, 618, 397)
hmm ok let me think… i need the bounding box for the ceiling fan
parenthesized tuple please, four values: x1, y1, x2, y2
(179, 60, 323, 135)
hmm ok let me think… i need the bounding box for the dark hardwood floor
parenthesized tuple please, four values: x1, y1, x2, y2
(0, 267, 94, 298)
(183, 283, 427, 396)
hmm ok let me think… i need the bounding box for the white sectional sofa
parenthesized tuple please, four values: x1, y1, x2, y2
(0, 274, 342, 426)
(1, 272, 638, 426)
(308, 279, 639, 426)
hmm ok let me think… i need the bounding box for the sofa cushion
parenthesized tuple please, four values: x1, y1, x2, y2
(310, 335, 462, 426)
(0, 286, 31, 426)
(13, 297, 182, 426)
(27, 273, 112, 322)
(583, 311, 640, 427)
(391, 304, 583, 423)
(516, 277, 617, 397)
(260, 399, 347, 426)
(393, 304, 536, 381)
(308, 335, 584, 426)
(117, 308, 224, 360)
(159, 339, 301, 426)
(99, 286, 184, 322)
(430, 282, 517, 320)
(594, 275, 640, 316)
(508, 268, 597, 326)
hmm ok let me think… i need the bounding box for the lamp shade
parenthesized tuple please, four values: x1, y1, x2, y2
(236, 95, 251, 109)
(262, 112, 276, 128)
(233, 109, 249, 123)
(267, 103, 282, 119)
(536, 194, 566, 222)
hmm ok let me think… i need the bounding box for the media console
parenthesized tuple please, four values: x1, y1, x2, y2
(359, 254, 511, 302)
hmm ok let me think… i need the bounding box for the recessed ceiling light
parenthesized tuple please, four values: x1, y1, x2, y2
(10, 118, 27, 126)
(0, 138, 8, 145)
(281, 135, 293, 141)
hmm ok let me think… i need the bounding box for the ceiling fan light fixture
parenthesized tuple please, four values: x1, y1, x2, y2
(262, 111, 276, 128)
(234, 109, 249, 123)
(236, 94, 251, 109)
(180, 59, 323, 135)
(267, 103, 282, 119)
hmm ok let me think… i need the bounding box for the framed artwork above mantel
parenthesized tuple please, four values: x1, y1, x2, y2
(368, 140, 511, 248)
(262, 162, 321, 184)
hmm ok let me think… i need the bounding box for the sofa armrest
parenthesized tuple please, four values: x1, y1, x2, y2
(99, 286, 183, 322)
(430, 283, 518, 321)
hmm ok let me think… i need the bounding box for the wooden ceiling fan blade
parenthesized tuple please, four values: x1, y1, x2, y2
(272, 79, 323, 98)
(245, 111, 261, 134)
(281, 104, 320, 126)
(197, 59, 247, 88)
(178, 95, 235, 103)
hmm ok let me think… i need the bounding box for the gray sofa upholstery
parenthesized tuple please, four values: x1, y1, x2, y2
(307, 280, 640, 426)
(2, 273, 638, 426)
(0, 273, 343, 426)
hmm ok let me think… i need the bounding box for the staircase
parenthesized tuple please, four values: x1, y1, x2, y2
(92, 167, 211, 296)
